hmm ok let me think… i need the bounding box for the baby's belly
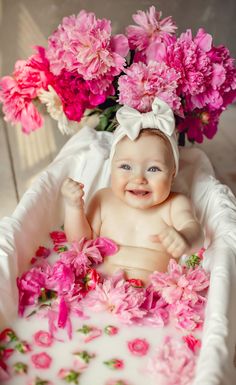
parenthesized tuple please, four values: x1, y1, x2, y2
(102, 245, 173, 283)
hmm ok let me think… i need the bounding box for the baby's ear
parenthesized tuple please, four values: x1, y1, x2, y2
(171, 166, 176, 180)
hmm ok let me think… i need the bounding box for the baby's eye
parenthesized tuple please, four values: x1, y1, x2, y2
(119, 164, 131, 170)
(147, 166, 161, 172)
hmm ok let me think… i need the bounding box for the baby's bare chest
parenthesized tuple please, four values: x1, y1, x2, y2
(100, 202, 171, 248)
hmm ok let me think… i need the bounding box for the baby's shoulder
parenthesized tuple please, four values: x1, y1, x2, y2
(168, 192, 192, 209)
(91, 187, 113, 203)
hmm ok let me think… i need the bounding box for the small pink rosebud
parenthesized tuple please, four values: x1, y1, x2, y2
(104, 325, 119, 336)
(0, 328, 18, 343)
(126, 278, 144, 288)
(49, 231, 67, 244)
(58, 368, 80, 382)
(104, 358, 124, 370)
(83, 269, 100, 291)
(35, 246, 51, 259)
(15, 341, 31, 354)
(13, 361, 28, 374)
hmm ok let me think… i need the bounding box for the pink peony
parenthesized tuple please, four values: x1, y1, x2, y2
(60, 238, 104, 276)
(17, 265, 51, 315)
(118, 61, 181, 113)
(46, 10, 128, 91)
(150, 259, 209, 306)
(140, 288, 169, 327)
(46, 261, 75, 294)
(171, 300, 205, 331)
(126, 6, 177, 53)
(154, 29, 213, 98)
(82, 271, 146, 323)
(0, 48, 50, 133)
(148, 336, 196, 385)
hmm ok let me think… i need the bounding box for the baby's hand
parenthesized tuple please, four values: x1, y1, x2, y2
(150, 226, 188, 259)
(61, 178, 85, 208)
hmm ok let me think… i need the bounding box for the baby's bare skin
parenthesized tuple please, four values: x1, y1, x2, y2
(61, 133, 203, 283)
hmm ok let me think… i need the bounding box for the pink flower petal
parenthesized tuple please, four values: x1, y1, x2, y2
(31, 352, 52, 369)
(127, 338, 149, 356)
(34, 330, 53, 347)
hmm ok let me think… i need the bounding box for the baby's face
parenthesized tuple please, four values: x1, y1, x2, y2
(111, 134, 175, 210)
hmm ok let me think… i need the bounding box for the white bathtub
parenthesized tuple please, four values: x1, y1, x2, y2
(0, 126, 235, 384)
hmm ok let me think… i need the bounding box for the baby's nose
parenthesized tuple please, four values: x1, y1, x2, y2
(132, 173, 147, 184)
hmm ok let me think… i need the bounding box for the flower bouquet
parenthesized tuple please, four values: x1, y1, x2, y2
(0, 6, 236, 144)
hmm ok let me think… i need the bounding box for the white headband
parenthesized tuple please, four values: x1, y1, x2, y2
(110, 98, 179, 176)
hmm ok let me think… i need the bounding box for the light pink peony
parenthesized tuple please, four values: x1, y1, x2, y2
(0, 49, 50, 133)
(118, 61, 181, 113)
(148, 336, 196, 385)
(60, 238, 104, 276)
(82, 271, 146, 323)
(172, 300, 205, 331)
(46, 10, 128, 92)
(150, 259, 209, 306)
(126, 6, 177, 52)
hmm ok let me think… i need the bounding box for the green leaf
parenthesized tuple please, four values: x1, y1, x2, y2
(97, 115, 108, 131)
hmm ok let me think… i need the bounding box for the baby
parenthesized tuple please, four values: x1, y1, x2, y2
(61, 98, 204, 283)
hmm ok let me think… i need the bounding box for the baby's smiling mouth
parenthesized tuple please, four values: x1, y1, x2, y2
(127, 189, 151, 197)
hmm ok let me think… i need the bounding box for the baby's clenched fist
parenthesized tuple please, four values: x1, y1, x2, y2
(150, 226, 188, 259)
(61, 178, 85, 208)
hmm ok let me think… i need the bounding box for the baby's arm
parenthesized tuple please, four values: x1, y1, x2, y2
(61, 178, 92, 241)
(152, 194, 204, 258)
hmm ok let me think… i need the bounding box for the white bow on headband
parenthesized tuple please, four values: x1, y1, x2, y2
(110, 97, 179, 176)
(116, 97, 175, 138)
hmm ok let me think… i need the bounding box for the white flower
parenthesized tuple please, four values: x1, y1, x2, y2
(39, 85, 78, 135)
